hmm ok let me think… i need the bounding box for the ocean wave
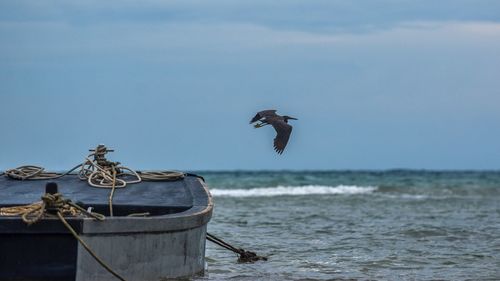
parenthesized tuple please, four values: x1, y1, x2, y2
(209, 185, 378, 197)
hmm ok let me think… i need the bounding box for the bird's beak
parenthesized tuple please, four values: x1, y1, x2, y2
(289, 117, 298, 120)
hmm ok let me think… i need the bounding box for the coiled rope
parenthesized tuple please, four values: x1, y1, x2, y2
(3, 146, 185, 185)
(4, 164, 82, 181)
(2, 145, 185, 216)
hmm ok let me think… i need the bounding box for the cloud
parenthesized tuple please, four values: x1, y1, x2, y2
(2, 0, 500, 33)
(1, 20, 500, 64)
(2, 0, 500, 62)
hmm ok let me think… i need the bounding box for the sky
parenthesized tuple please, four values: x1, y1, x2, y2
(0, 0, 499, 171)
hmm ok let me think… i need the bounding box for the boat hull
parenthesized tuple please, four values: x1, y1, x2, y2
(0, 176, 213, 281)
(76, 224, 208, 281)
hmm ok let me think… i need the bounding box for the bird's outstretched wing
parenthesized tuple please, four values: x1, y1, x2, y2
(270, 120, 293, 154)
(250, 109, 277, 123)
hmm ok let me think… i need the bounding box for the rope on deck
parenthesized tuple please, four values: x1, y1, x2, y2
(206, 232, 268, 263)
(137, 170, 185, 181)
(2, 144, 186, 217)
(4, 164, 82, 180)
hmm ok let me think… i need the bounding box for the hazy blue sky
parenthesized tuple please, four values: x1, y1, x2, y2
(1, 0, 499, 170)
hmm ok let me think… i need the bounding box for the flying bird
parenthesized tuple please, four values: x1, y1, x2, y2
(250, 110, 298, 154)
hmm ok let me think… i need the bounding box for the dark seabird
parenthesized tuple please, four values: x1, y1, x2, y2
(250, 109, 298, 154)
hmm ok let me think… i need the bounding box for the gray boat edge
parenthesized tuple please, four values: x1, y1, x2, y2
(75, 177, 214, 281)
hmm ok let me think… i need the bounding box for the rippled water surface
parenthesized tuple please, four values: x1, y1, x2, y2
(196, 171, 500, 281)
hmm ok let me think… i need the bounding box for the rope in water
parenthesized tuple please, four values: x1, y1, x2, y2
(206, 233, 268, 263)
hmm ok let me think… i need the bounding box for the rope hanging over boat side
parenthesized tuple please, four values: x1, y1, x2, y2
(0, 183, 127, 281)
(0, 184, 105, 224)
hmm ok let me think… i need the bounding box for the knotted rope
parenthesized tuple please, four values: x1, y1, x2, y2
(79, 145, 141, 188)
(0, 192, 104, 224)
(78, 145, 143, 216)
(0, 189, 125, 281)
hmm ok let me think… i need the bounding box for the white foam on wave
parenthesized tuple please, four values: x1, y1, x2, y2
(210, 185, 378, 197)
(384, 194, 429, 200)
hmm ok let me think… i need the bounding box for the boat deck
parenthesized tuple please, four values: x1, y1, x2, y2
(0, 174, 207, 216)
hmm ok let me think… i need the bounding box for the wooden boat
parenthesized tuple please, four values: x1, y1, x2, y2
(0, 170, 213, 281)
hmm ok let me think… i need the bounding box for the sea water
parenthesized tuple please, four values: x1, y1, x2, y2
(197, 171, 500, 281)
